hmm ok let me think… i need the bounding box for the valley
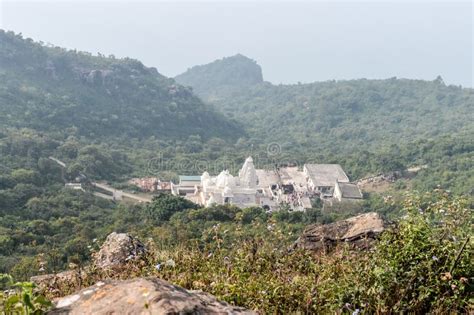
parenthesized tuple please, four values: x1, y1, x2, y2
(0, 30, 472, 314)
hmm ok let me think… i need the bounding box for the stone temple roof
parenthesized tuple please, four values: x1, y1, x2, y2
(255, 169, 280, 188)
(179, 175, 202, 182)
(305, 164, 349, 187)
(338, 182, 363, 199)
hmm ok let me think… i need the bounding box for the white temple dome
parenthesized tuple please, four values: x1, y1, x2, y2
(216, 170, 236, 188)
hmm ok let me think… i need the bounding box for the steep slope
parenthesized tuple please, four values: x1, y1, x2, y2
(176, 56, 474, 153)
(0, 30, 244, 141)
(175, 54, 263, 102)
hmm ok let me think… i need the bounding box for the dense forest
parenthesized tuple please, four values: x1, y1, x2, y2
(0, 31, 472, 313)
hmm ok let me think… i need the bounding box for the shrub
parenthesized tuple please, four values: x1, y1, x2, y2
(0, 274, 52, 314)
(140, 190, 474, 313)
(36, 190, 473, 313)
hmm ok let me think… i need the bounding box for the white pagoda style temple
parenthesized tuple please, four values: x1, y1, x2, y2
(171, 156, 362, 211)
(201, 157, 260, 208)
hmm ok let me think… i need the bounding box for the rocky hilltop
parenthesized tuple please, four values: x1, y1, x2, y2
(0, 30, 244, 140)
(174, 53, 474, 155)
(175, 54, 264, 101)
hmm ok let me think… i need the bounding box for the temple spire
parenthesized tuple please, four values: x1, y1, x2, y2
(239, 156, 257, 188)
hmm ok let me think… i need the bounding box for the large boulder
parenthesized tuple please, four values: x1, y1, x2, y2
(49, 277, 256, 314)
(293, 212, 385, 251)
(93, 232, 147, 269)
(31, 270, 81, 293)
(31, 233, 146, 291)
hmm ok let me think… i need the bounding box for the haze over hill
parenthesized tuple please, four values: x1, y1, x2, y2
(176, 55, 474, 153)
(2, 1, 472, 87)
(175, 54, 263, 102)
(0, 30, 243, 141)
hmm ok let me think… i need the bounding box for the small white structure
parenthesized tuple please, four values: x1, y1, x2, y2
(333, 181, 363, 202)
(113, 189, 123, 201)
(65, 183, 84, 192)
(172, 175, 201, 196)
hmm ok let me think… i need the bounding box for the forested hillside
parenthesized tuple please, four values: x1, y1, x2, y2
(176, 55, 474, 153)
(0, 30, 243, 140)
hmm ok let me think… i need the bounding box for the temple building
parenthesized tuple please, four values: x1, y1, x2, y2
(304, 164, 350, 195)
(172, 157, 362, 211)
(201, 171, 257, 207)
(201, 157, 259, 208)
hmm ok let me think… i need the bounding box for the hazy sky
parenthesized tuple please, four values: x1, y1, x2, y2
(0, 0, 472, 87)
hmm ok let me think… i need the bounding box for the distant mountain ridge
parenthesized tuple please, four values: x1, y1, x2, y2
(0, 30, 244, 141)
(175, 54, 263, 101)
(175, 54, 474, 153)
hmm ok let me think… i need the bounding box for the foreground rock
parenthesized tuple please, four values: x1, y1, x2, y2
(31, 232, 146, 290)
(93, 232, 147, 269)
(49, 277, 256, 315)
(293, 212, 385, 251)
(31, 270, 81, 293)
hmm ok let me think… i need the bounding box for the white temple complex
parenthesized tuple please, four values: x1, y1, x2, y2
(171, 157, 362, 211)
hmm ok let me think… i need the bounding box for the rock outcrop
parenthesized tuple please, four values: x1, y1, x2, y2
(31, 232, 147, 290)
(49, 277, 256, 315)
(293, 212, 385, 251)
(93, 232, 147, 269)
(31, 270, 82, 293)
